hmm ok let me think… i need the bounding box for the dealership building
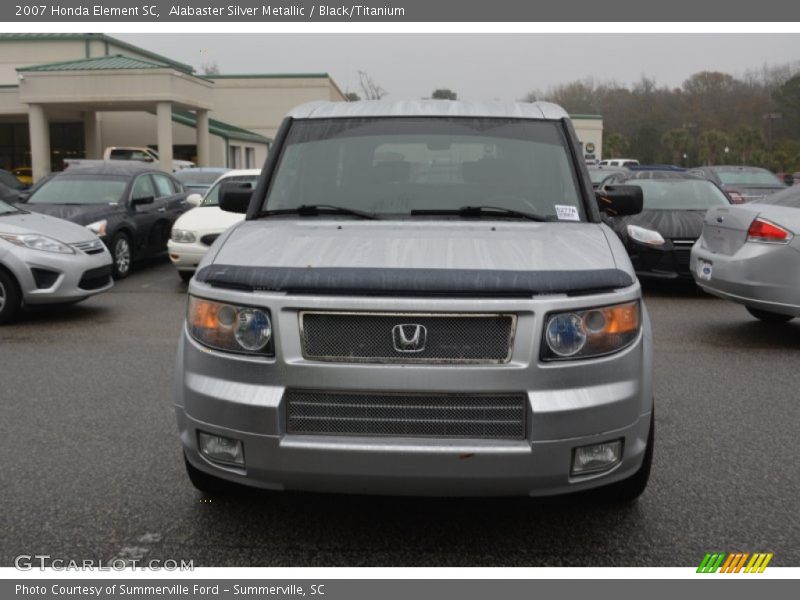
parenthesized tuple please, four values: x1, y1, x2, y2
(0, 33, 603, 182)
(0, 33, 346, 181)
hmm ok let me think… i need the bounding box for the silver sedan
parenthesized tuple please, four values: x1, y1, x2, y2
(0, 199, 113, 324)
(691, 186, 800, 322)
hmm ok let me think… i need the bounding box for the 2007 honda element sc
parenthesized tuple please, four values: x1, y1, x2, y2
(175, 100, 653, 501)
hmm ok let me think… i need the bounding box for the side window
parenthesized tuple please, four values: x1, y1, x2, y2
(131, 175, 155, 200)
(152, 174, 176, 198)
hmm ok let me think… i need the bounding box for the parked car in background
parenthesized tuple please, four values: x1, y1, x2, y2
(11, 167, 33, 187)
(174, 167, 230, 196)
(691, 185, 800, 323)
(600, 158, 639, 167)
(176, 100, 654, 502)
(690, 166, 787, 203)
(601, 171, 731, 280)
(20, 164, 190, 279)
(0, 181, 23, 203)
(587, 166, 628, 189)
(0, 198, 112, 323)
(1, 169, 26, 194)
(168, 169, 259, 281)
(103, 146, 195, 172)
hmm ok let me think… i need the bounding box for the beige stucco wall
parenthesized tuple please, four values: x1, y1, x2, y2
(573, 118, 603, 161)
(99, 111, 267, 168)
(17, 70, 213, 110)
(209, 76, 346, 139)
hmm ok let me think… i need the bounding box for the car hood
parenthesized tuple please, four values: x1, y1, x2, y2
(0, 210, 99, 243)
(173, 205, 244, 232)
(20, 203, 118, 226)
(196, 219, 633, 295)
(608, 209, 707, 240)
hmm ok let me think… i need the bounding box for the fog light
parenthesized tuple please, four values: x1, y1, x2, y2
(571, 439, 623, 475)
(198, 431, 244, 466)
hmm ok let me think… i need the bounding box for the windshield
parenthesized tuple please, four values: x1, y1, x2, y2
(588, 169, 620, 184)
(27, 176, 127, 205)
(0, 170, 24, 190)
(0, 198, 20, 214)
(627, 179, 731, 210)
(716, 169, 784, 187)
(263, 117, 585, 220)
(203, 175, 259, 206)
(757, 186, 800, 208)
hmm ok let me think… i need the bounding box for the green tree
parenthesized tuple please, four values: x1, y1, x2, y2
(697, 130, 730, 165)
(731, 127, 763, 164)
(603, 132, 629, 157)
(431, 89, 458, 100)
(773, 75, 800, 137)
(660, 129, 691, 165)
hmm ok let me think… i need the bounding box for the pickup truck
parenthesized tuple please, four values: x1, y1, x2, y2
(104, 147, 195, 172)
(174, 100, 653, 502)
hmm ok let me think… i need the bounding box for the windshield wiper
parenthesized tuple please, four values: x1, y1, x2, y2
(262, 204, 378, 220)
(411, 205, 549, 222)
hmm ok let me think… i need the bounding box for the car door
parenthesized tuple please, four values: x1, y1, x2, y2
(151, 172, 189, 252)
(128, 173, 162, 257)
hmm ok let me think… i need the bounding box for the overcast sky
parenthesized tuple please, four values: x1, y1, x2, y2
(118, 34, 800, 101)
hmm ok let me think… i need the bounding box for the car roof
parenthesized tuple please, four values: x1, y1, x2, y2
(287, 99, 570, 120)
(706, 165, 770, 173)
(59, 163, 164, 177)
(218, 169, 261, 178)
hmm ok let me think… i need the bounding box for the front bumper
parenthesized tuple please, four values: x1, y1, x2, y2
(691, 241, 800, 316)
(628, 240, 694, 280)
(175, 285, 654, 497)
(1, 244, 113, 305)
(168, 240, 210, 272)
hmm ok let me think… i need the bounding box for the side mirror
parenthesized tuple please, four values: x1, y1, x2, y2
(186, 193, 203, 207)
(131, 195, 155, 207)
(596, 185, 643, 216)
(219, 182, 253, 214)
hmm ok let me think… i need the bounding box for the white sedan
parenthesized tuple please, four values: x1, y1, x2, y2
(168, 169, 260, 281)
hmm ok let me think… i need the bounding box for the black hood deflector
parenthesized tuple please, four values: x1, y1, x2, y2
(194, 265, 634, 297)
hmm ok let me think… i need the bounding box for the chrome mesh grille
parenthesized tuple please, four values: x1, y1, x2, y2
(286, 390, 526, 439)
(300, 311, 515, 364)
(71, 240, 105, 255)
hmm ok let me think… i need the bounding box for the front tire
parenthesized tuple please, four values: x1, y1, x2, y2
(111, 232, 132, 279)
(746, 307, 794, 323)
(184, 454, 241, 496)
(0, 269, 22, 325)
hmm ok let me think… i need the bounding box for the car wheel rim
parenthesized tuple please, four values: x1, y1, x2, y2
(115, 238, 131, 274)
(0, 280, 6, 312)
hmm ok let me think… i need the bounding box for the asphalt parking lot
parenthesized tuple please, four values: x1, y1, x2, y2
(2, 258, 799, 567)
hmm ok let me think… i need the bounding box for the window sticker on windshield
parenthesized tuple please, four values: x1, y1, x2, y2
(555, 205, 579, 221)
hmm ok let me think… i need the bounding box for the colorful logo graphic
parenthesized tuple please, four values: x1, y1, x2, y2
(697, 552, 773, 573)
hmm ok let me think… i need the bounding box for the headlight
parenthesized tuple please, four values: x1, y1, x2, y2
(187, 296, 273, 356)
(542, 301, 640, 360)
(171, 229, 197, 243)
(627, 224, 665, 246)
(0, 233, 74, 254)
(86, 219, 107, 237)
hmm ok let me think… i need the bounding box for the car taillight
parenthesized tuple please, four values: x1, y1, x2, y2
(747, 218, 793, 244)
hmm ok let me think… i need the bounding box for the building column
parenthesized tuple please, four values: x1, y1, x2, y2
(156, 101, 173, 172)
(28, 104, 50, 183)
(83, 110, 101, 159)
(196, 109, 210, 167)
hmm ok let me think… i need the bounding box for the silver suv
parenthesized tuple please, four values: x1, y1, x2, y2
(175, 100, 653, 501)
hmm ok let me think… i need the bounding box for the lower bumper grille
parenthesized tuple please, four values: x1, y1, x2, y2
(78, 265, 112, 290)
(286, 390, 527, 439)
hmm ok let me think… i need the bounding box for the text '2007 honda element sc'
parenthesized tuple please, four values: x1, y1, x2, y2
(175, 100, 654, 502)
